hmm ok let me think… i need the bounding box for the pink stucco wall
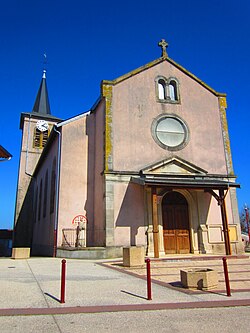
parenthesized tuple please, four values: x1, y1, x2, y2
(56, 107, 106, 247)
(113, 182, 146, 246)
(111, 61, 227, 174)
(104, 59, 241, 252)
(57, 115, 89, 246)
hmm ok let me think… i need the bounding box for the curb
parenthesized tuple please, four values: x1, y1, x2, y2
(1, 299, 250, 316)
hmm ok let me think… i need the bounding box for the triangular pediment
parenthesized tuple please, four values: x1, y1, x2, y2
(101, 55, 225, 97)
(141, 156, 208, 175)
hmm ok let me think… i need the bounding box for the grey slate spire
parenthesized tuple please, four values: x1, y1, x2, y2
(32, 70, 51, 115)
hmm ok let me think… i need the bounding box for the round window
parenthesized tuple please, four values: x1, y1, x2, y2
(152, 115, 189, 150)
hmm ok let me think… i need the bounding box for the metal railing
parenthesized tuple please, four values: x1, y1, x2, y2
(62, 227, 86, 248)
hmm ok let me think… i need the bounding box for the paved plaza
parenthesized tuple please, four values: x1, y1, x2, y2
(0, 255, 249, 332)
(106, 255, 250, 294)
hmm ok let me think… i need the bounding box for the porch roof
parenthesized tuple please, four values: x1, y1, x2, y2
(0, 145, 12, 161)
(131, 176, 240, 190)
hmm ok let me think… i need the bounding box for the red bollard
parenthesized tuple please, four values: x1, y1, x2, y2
(222, 257, 231, 297)
(60, 259, 66, 303)
(145, 258, 152, 300)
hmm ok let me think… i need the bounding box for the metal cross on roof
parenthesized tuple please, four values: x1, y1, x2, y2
(43, 52, 47, 78)
(158, 39, 168, 57)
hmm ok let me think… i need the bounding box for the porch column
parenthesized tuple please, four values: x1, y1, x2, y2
(152, 187, 159, 258)
(206, 189, 232, 255)
(219, 189, 232, 256)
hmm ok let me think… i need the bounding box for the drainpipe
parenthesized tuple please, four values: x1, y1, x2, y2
(25, 114, 35, 247)
(25, 113, 33, 177)
(53, 125, 61, 257)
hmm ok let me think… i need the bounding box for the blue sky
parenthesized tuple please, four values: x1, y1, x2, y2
(0, 0, 249, 229)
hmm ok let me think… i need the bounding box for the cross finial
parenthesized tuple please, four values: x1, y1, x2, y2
(158, 39, 168, 57)
(42, 53, 47, 79)
(43, 53, 47, 66)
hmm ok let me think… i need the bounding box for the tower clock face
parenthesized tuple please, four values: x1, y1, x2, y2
(36, 120, 49, 132)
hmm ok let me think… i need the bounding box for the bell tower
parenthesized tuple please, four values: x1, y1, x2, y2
(13, 70, 61, 247)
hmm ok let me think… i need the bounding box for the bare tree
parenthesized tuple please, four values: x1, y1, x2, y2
(240, 205, 249, 234)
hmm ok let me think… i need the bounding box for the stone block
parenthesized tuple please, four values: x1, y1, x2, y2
(180, 268, 218, 290)
(123, 246, 144, 267)
(12, 247, 30, 259)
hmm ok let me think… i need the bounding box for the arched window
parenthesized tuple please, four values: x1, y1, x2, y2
(155, 76, 180, 103)
(43, 170, 48, 218)
(158, 79, 166, 100)
(156, 77, 167, 101)
(50, 158, 56, 214)
(169, 80, 178, 101)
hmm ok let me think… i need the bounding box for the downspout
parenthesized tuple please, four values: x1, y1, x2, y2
(25, 113, 33, 177)
(25, 114, 35, 248)
(53, 125, 61, 257)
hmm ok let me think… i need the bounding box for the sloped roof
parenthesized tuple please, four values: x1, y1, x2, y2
(141, 156, 208, 175)
(102, 53, 226, 97)
(32, 70, 51, 115)
(131, 175, 240, 190)
(57, 111, 90, 127)
(19, 112, 62, 130)
(19, 70, 62, 129)
(0, 145, 12, 161)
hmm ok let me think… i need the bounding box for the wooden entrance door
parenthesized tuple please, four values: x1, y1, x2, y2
(162, 192, 190, 254)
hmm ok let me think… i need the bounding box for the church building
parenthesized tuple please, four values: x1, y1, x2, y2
(13, 40, 244, 258)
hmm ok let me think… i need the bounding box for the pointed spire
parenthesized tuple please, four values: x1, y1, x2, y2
(32, 70, 51, 115)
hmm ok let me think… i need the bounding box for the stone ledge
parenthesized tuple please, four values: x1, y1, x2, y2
(56, 246, 123, 259)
